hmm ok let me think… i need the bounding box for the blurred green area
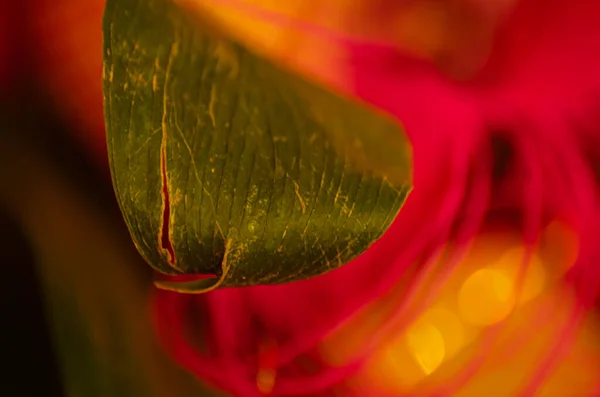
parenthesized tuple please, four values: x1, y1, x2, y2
(0, 89, 223, 396)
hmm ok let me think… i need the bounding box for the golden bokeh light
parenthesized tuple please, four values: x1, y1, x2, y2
(458, 267, 516, 326)
(406, 322, 446, 375)
(319, 222, 597, 395)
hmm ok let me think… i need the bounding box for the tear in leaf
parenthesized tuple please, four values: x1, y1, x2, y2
(102, 0, 412, 293)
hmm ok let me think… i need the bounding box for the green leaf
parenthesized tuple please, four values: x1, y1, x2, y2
(102, 0, 412, 293)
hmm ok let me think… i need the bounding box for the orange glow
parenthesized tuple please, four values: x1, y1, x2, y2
(407, 322, 446, 375)
(170, 0, 526, 88)
(320, 221, 599, 395)
(173, 0, 354, 90)
(257, 338, 278, 394)
(256, 368, 276, 395)
(458, 267, 516, 326)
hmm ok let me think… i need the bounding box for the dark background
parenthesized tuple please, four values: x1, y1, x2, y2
(0, 95, 102, 396)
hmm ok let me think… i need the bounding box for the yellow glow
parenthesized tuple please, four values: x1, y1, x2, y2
(364, 335, 428, 391)
(458, 268, 515, 326)
(322, 222, 596, 395)
(420, 307, 469, 358)
(406, 322, 446, 375)
(358, 306, 468, 393)
(494, 248, 546, 304)
(173, 0, 353, 89)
